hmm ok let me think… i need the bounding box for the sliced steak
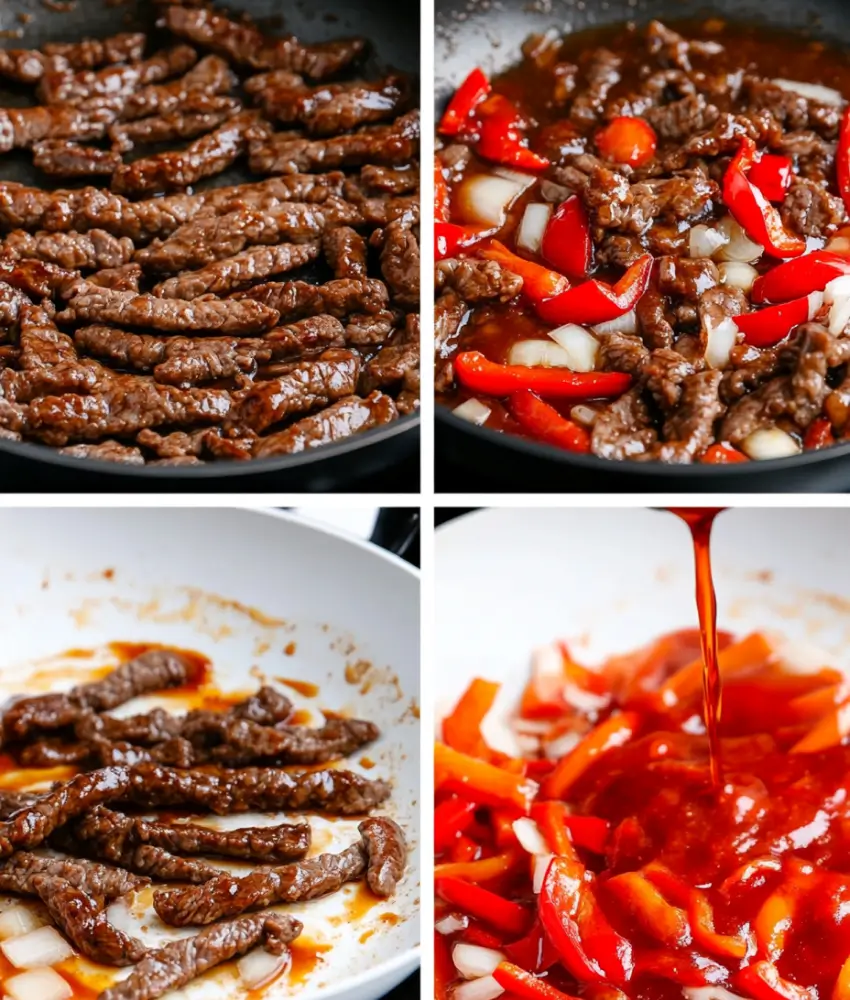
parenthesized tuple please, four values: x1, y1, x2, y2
(42, 33, 147, 72)
(259, 76, 407, 135)
(88, 264, 143, 292)
(591, 387, 658, 460)
(121, 55, 236, 122)
(377, 218, 419, 309)
(110, 95, 242, 152)
(360, 816, 407, 897)
(0, 103, 119, 153)
(435, 258, 522, 303)
(323, 226, 368, 280)
(3, 229, 134, 271)
(358, 165, 419, 194)
(781, 176, 846, 238)
(59, 441, 146, 464)
(240, 277, 389, 321)
(32, 140, 122, 179)
(650, 369, 724, 462)
(0, 850, 146, 898)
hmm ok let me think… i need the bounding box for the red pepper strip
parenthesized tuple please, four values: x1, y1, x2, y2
(536, 254, 653, 326)
(434, 796, 477, 853)
(723, 138, 806, 259)
(605, 871, 690, 948)
(435, 742, 537, 812)
(476, 93, 550, 172)
(834, 954, 850, 1000)
(531, 802, 578, 858)
(454, 352, 632, 402)
(510, 392, 591, 454)
(435, 158, 450, 222)
(436, 876, 532, 937)
(479, 240, 569, 301)
(748, 153, 794, 203)
(805, 416, 835, 450)
(443, 677, 501, 758)
(541, 712, 641, 800)
(435, 930, 455, 1000)
(838, 106, 850, 216)
(505, 917, 560, 973)
(436, 849, 524, 883)
(752, 251, 850, 304)
(734, 294, 813, 348)
(462, 921, 506, 949)
(493, 961, 582, 1000)
(435, 222, 488, 262)
(541, 196, 593, 279)
(638, 950, 728, 988)
(735, 961, 816, 1000)
(525, 758, 556, 778)
(564, 816, 611, 855)
(450, 834, 482, 863)
(439, 67, 491, 135)
(595, 116, 658, 168)
(701, 443, 749, 464)
(539, 856, 634, 984)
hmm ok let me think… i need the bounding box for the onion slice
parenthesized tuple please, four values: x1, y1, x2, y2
(547, 324, 599, 372)
(512, 817, 549, 855)
(453, 398, 492, 426)
(453, 943, 506, 980)
(453, 973, 506, 1000)
(457, 175, 525, 228)
(516, 203, 552, 254)
(1, 926, 74, 969)
(704, 316, 739, 370)
(508, 339, 574, 368)
(0, 907, 42, 942)
(718, 261, 758, 294)
(533, 854, 555, 894)
(771, 78, 844, 106)
(690, 224, 729, 260)
(237, 949, 288, 989)
(717, 216, 764, 263)
(5, 968, 72, 1000)
(592, 309, 638, 336)
(436, 914, 469, 936)
(741, 427, 801, 460)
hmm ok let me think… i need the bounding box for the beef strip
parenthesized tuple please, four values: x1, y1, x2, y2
(3, 648, 190, 740)
(591, 387, 659, 460)
(245, 70, 305, 96)
(229, 348, 360, 432)
(570, 49, 622, 126)
(249, 110, 419, 174)
(648, 369, 725, 463)
(345, 308, 397, 346)
(3, 230, 134, 271)
(32, 140, 123, 179)
(377, 218, 419, 309)
(358, 165, 419, 195)
(121, 54, 236, 122)
(58, 287, 280, 335)
(206, 715, 380, 766)
(0, 103, 119, 153)
(89, 264, 143, 292)
(121, 764, 391, 816)
(323, 226, 368, 280)
(597, 331, 650, 379)
(0, 49, 62, 85)
(0, 283, 31, 334)
(434, 289, 468, 393)
(0, 257, 80, 300)
(636, 286, 675, 350)
(112, 111, 266, 196)
(646, 20, 723, 72)
(781, 176, 846, 237)
(253, 391, 397, 457)
(435, 258, 523, 303)
(153, 241, 321, 300)
(164, 6, 365, 79)
(360, 317, 419, 395)
(240, 277, 389, 321)
(360, 816, 407, 896)
(644, 93, 720, 142)
(65, 827, 223, 883)
(59, 441, 146, 464)
(657, 256, 719, 300)
(14, 305, 99, 401)
(259, 76, 407, 135)
(99, 912, 302, 1000)
(721, 343, 794, 404)
(42, 33, 147, 72)
(644, 348, 700, 411)
(38, 46, 198, 106)
(32, 875, 147, 966)
(110, 95, 243, 152)
(0, 850, 146, 898)
(744, 78, 841, 139)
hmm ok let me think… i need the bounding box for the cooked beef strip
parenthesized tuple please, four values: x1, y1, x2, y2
(435, 258, 523, 303)
(0, 283, 31, 334)
(636, 285, 675, 350)
(570, 48, 622, 126)
(435, 289, 468, 394)
(148, 456, 205, 466)
(99, 912, 302, 1000)
(3, 648, 190, 740)
(38, 45, 198, 106)
(164, 6, 365, 79)
(345, 308, 397, 346)
(645, 20, 723, 72)
(0, 257, 80, 300)
(59, 441, 146, 464)
(91, 736, 198, 769)
(32, 140, 123, 179)
(647, 369, 725, 463)
(644, 348, 700, 411)
(89, 264, 143, 292)
(239, 277, 389, 321)
(0, 767, 129, 856)
(57, 288, 280, 335)
(598, 330, 650, 379)
(0, 850, 147, 897)
(3, 230, 134, 271)
(360, 816, 407, 896)
(591, 387, 659, 460)
(14, 304, 99, 400)
(249, 110, 419, 174)
(259, 76, 407, 135)
(358, 165, 419, 195)
(121, 54, 236, 122)
(0, 49, 63, 85)
(377, 218, 419, 309)
(110, 95, 243, 152)
(32, 875, 147, 966)
(16, 739, 91, 767)
(0, 793, 40, 820)
(253, 391, 398, 457)
(66, 826, 223, 883)
(42, 33, 147, 72)
(360, 318, 419, 394)
(0, 103, 119, 153)
(229, 348, 360, 432)
(323, 226, 368, 280)
(112, 111, 265, 196)
(121, 764, 391, 816)
(720, 343, 794, 404)
(744, 78, 841, 139)
(245, 70, 305, 96)
(152, 240, 321, 300)
(205, 715, 380, 766)
(781, 175, 846, 237)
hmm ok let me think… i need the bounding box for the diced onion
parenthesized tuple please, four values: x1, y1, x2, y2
(717, 216, 764, 263)
(0, 907, 43, 942)
(237, 948, 288, 989)
(718, 261, 758, 294)
(453, 398, 492, 426)
(824, 275, 850, 304)
(4, 968, 72, 1000)
(829, 297, 850, 335)
(547, 324, 599, 372)
(807, 290, 825, 320)
(533, 854, 555, 894)
(1, 927, 74, 970)
(436, 914, 469, 936)
(771, 78, 845, 106)
(457, 175, 524, 228)
(570, 404, 599, 426)
(453, 975, 505, 1000)
(741, 427, 801, 460)
(492, 166, 538, 193)
(516, 203, 552, 254)
(592, 309, 638, 336)
(508, 339, 574, 368)
(563, 682, 610, 713)
(453, 943, 506, 980)
(544, 730, 583, 759)
(704, 316, 740, 370)
(690, 224, 729, 260)
(512, 817, 549, 855)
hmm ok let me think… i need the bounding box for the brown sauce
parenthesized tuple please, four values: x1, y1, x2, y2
(277, 678, 320, 698)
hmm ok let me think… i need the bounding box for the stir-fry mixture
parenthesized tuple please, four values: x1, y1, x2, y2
(435, 19, 850, 464)
(434, 629, 850, 1000)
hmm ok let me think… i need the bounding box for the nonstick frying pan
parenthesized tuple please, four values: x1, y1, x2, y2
(435, 0, 850, 493)
(0, 0, 420, 489)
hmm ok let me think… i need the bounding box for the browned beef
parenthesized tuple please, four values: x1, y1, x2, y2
(360, 816, 407, 896)
(59, 441, 146, 464)
(657, 256, 719, 300)
(744, 78, 841, 139)
(42, 33, 147, 72)
(240, 277, 389, 321)
(648, 369, 724, 462)
(207, 715, 380, 766)
(323, 226, 368, 280)
(361, 317, 419, 394)
(644, 348, 700, 410)
(259, 76, 407, 135)
(88, 264, 143, 292)
(121, 55, 236, 122)
(435, 289, 468, 393)
(591, 387, 658, 460)
(32, 140, 122, 179)
(345, 308, 397, 345)
(721, 343, 793, 404)
(0, 850, 146, 898)
(0, 103, 119, 153)
(781, 176, 846, 237)
(636, 286, 675, 350)
(0, 49, 62, 85)
(644, 94, 720, 141)
(436, 258, 523, 303)
(598, 331, 650, 378)
(358, 165, 419, 194)
(3, 230, 134, 271)
(645, 20, 723, 72)
(244, 70, 305, 96)
(377, 218, 419, 308)
(570, 49, 622, 126)
(110, 95, 242, 152)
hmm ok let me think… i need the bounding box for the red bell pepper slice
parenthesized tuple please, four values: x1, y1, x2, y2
(751, 251, 850, 304)
(442, 677, 500, 758)
(510, 391, 591, 454)
(538, 856, 634, 984)
(733, 294, 815, 348)
(450, 834, 482, 863)
(734, 961, 816, 1000)
(541, 196, 593, 279)
(564, 816, 611, 855)
(436, 222, 489, 262)
(804, 417, 835, 450)
(838, 106, 850, 216)
(505, 917, 560, 973)
(436, 876, 532, 937)
(493, 961, 582, 1000)
(434, 796, 477, 853)
(536, 255, 653, 326)
(723, 138, 806, 259)
(701, 443, 748, 464)
(747, 153, 794, 204)
(595, 116, 658, 168)
(462, 921, 506, 949)
(476, 93, 550, 172)
(479, 240, 569, 301)
(454, 352, 632, 401)
(439, 67, 491, 136)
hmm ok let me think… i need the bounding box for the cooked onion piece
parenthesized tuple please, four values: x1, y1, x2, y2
(452, 944, 506, 980)
(4, 968, 72, 1000)
(1, 926, 74, 970)
(741, 427, 802, 460)
(690, 224, 729, 259)
(453, 398, 492, 425)
(456, 174, 526, 228)
(717, 216, 764, 263)
(516, 203, 552, 254)
(772, 78, 844, 105)
(718, 262, 759, 294)
(508, 339, 574, 367)
(547, 324, 599, 371)
(0, 907, 43, 943)
(237, 948, 288, 989)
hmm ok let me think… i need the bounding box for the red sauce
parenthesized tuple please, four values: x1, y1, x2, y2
(277, 678, 320, 698)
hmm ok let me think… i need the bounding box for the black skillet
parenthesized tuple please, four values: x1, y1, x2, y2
(435, 0, 850, 493)
(0, 0, 420, 491)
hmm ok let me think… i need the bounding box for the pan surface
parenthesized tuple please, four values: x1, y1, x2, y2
(0, 0, 420, 485)
(0, 507, 421, 999)
(435, 0, 850, 492)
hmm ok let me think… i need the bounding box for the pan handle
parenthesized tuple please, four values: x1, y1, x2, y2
(371, 509, 419, 565)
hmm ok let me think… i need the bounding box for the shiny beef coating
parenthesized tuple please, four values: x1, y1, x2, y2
(3, 229, 134, 271)
(110, 95, 242, 152)
(42, 33, 147, 71)
(359, 816, 407, 896)
(32, 140, 122, 179)
(239, 277, 389, 321)
(59, 441, 146, 464)
(0, 103, 119, 153)
(121, 55, 236, 122)
(0, 849, 147, 898)
(208, 715, 380, 765)
(323, 226, 368, 280)
(258, 76, 407, 135)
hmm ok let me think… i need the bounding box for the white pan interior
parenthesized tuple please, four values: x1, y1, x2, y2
(0, 507, 420, 1000)
(436, 507, 850, 728)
